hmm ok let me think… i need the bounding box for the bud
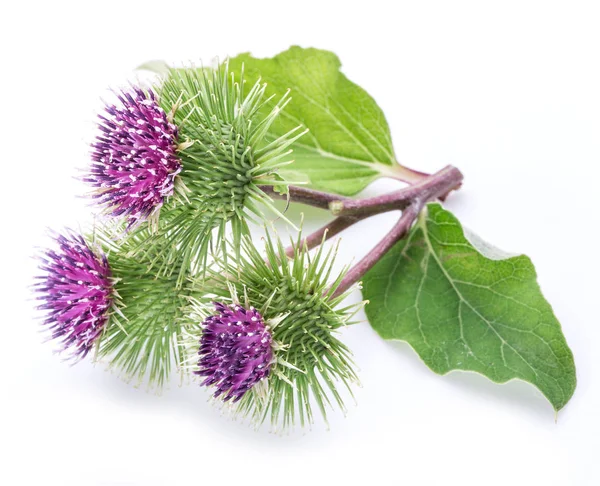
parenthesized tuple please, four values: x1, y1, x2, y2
(92, 227, 199, 388)
(193, 231, 362, 429)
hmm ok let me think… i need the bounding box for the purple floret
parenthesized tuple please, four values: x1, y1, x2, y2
(35, 232, 113, 360)
(197, 302, 273, 402)
(87, 87, 181, 228)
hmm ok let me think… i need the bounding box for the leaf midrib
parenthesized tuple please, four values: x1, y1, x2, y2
(291, 59, 396, 163)
(264, 129, 398, 177)
(416, 209, 572, 408)
(417, 210, 542, 378)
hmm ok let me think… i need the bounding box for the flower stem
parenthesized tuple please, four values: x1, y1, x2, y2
(261, 165, 464, 297)
(285, 216, 357, 258)
(260, 165, 462, 217)
(330, 165, 463, 217)
(260, 185, 347, 210)
(330, 203, 422, 299)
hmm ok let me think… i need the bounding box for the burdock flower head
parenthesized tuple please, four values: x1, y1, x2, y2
(192, 230, 363, 430)
(87, 87, 181, 228)
(35, 232, 113, 359)
(87, 62, 306, 283)
(197, 302, 273, 402)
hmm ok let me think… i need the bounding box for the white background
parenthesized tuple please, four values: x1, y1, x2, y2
(2, 1, 599, 485)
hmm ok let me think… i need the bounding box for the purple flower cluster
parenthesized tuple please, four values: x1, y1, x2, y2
(35, 233, 113, 359)
(197, 302, 273, 402)
(87, 88, 181, 228)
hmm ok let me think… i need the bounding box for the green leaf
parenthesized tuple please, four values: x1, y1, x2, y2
(228, 46, 415, 195)
(362, 203, 576, 411)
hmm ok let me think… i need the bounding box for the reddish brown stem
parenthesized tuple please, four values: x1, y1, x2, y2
(284, 216, 357, 258)
(260, 165, 462, 218)
(330, 203, 421, 299)
(260, 165, 464, 296)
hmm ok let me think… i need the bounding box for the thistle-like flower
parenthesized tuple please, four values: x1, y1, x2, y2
(197, 302, 273, 402)
(87, 88, 181, 228)
(89, 63, 306, 284)
(35, 232, 113, 359)
(192, 230, 363, 430)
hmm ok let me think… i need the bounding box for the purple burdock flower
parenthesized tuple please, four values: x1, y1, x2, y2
(197, 302, 273, 402)
(35, 233, 113, 360)
(87, 87, 181, 228)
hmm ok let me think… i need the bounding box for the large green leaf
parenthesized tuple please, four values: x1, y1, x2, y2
(228, 46, 415, 195)
(362, 203, 576, 411)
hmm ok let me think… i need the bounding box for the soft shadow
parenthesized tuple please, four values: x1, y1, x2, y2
(386, 341, 556, 422)
(91, 364, 346, 444)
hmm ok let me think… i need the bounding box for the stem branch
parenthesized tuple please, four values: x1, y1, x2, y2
(260, 165, 462, 217)
(285, 216, 357, 258)
(260, 185, 347, 210)
(330, 203, 422, 299)
(329, 165, 463, 217)
(260, 164, 464, 297)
